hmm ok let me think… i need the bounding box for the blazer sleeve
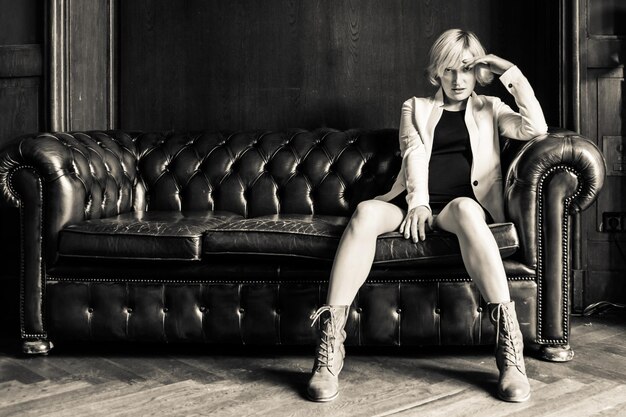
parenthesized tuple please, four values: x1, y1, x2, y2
(495, 66, 548, 140)
(399, 98, 430, 212)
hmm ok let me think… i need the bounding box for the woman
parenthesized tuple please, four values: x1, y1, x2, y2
(306, 29, 548, 403)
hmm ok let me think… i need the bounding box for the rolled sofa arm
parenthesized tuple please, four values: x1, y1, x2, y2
(0, 131, 139, 341)
(505, 129, 605, 345)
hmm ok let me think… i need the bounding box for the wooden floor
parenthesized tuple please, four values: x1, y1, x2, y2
(0, 311, 625, 417)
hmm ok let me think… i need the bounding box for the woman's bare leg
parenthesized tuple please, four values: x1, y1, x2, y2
(307, 200, 404, 402)
(434, 197, 530, 402)
(433, 197, 510, 303)
(326, 200, 405, 305)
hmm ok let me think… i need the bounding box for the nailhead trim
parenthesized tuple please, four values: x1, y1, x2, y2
(47, 275, 537, 284)
(536, 165, 583, 344)
(10, 166, 49, 339)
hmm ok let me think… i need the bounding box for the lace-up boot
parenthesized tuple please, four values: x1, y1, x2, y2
(306, 305, 350, 402)
(489, 301, 531, 402)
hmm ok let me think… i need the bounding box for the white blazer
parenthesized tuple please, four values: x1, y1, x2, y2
(374, 66, 548, 223)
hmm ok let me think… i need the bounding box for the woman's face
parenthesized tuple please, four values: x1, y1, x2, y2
(439, 49, 476, 106)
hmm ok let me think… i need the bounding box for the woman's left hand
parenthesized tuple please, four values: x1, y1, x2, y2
(464, 54, 514, 76)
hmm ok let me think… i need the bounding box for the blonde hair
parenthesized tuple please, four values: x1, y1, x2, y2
(426, 29, 493, 87)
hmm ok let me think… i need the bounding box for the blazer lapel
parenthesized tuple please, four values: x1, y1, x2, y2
(425, 88, 445, 152)
(465, 92, 482, 159)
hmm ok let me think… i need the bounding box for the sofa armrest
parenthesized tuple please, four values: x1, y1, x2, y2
(0, 131, 139, 340)
(504, 129, 605, 344)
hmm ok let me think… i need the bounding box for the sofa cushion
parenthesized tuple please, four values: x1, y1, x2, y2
(373, 225, 519, 265)
(202, 214, 519, 265)
(204, 214, 349, 260)
(58, 211, 243, 261)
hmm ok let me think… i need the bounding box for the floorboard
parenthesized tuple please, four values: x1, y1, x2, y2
(0, 310, 624, 417)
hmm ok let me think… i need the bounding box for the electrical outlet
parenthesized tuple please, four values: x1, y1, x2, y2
(603, 136, 626, 176)
(602, 212, 626, 232)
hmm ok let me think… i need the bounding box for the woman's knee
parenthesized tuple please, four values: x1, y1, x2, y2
(348, 200, 392, 235)
(445, 197, 486, 224)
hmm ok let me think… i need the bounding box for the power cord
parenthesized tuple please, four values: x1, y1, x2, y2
(570, 301, 626, 317)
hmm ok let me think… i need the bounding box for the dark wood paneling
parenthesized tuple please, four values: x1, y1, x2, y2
(0, 78, 41, 142)
(0, 0, 40, 44)
(583, 67, 625, 306)
(594, 70, 625, 225)
(588, 38, 625, 68)
(0, 47, 42, 144)
(586, 271, 626, 304)
(67, 1, 110, 130)
(0, 44, 42, 77)
(119, 0, 559, 131)
(0, 0, 44, 143)
(588, 0, 626, 36)
(587, 239, 626, 272)
(579, 0, 626, 307)
(489, 0, 561, 126)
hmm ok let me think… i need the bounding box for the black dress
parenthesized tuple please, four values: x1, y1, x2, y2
(390, 108, 477, 214)
(427, 108, 475, 211)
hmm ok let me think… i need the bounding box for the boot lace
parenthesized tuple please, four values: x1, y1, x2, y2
(310, 306, 337, 369)
(491, 304, 525, 373)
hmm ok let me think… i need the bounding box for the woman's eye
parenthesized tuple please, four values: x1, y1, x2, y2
(463, 66, 471, 72)
(444, 68, 452, 72)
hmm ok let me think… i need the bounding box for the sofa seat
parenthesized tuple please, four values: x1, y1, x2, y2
(59, 211, 520, 266)
(58, 211, 243, 261)
(202, 214, 520, 265)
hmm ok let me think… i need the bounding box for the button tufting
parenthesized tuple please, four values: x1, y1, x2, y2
(276, 308, 281, 314)
(356, 307, 363, 313)
(435, 308, 441, 314)
(126, 307, 133, 313)
(163, 307, 169, 313)
(87, 307, 94, 313)
(199, 306, 206, 313)
(239, 307, 245, 314)
(477, 306, 483, 313)
(508, 83, 513, 88)
(472, 180, 478, 186)
(396, 308, 402, 314)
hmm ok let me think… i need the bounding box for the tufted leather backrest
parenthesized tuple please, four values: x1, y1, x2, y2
(0, 131, 142, 269)
(134, 129, 401, 217)
(0, 128, 399, 266)
(0, 131, 140, 218)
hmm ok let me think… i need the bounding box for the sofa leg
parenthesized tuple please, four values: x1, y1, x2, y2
(539, 344, 574, 362)
(22, 339, 54, 355)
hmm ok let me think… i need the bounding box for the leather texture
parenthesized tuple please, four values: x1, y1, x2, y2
(59, 211, 243, 260)
(203, 214, 519, 265)
(0, 128, 605, 347)
(45, 279, 538, 345)
(46, 258, 536, 283)
(133, 129, 400, 215)
(505, 129, 606, 342)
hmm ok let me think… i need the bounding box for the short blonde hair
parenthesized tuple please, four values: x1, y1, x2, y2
(426, 29, 493, 87)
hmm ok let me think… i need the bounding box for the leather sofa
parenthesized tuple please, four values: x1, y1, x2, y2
(0, 128, 605, 360)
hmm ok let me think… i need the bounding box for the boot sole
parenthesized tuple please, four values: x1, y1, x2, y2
(306, 392, 338, 402)
(498, 390, 531, 403)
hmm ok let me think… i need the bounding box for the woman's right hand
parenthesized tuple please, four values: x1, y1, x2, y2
(399, 205, 433, 242)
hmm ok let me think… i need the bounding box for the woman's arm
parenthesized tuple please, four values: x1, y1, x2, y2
(496, 66, 548, 139)
(466, 55, 548, 140)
